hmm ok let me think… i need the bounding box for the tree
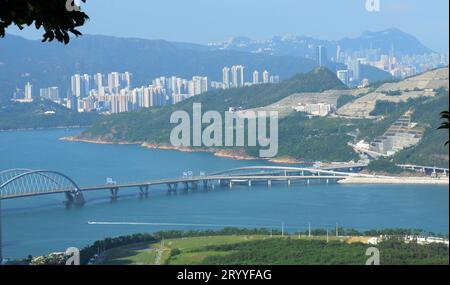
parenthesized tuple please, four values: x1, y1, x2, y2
(438, 111, 449, 146)
(0, 0, 89, 44)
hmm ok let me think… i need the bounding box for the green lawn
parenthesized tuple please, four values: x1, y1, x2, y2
(99, 234, 448, 265)
(102, 243, 162, 265)
(165, 235, 268, 265)
(101, 235, 346, 265)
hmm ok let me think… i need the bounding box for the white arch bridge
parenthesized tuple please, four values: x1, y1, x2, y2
(0, 166, 372, 205)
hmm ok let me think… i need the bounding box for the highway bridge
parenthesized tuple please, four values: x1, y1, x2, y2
(0, 166, 369, 205)
(396, 164, 449, 175)
(0, 165, 445, 262)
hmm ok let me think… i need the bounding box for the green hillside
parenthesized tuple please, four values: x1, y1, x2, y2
(81, 69, 449, 166)
(82, 67, 346, 144)
(354, 89, 449, 168)
(246, 114, 363, 162)
(0, 99, 100, 130)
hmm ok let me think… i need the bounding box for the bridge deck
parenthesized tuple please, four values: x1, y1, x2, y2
(1, 175, 348, 200)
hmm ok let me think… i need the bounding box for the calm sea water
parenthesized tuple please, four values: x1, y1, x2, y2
(0, 129, 448, 258)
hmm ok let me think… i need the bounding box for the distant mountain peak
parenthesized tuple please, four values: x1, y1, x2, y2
(209, 28, 433, 58)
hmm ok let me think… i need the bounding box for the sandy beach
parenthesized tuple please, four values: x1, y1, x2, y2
(339, 176, 449, 185)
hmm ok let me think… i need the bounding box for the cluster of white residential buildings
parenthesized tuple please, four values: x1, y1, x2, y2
(294, 103, 336, 117)
(14, 66, 279, 114)
(211, 65, 279, 89)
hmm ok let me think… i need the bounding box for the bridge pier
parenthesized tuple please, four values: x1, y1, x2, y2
(287, 179, 291, 186)
(202, 180, 208, 189)
(74, 191, 85, 205)
(139, 186, 149, 198)
(167, 183, 178, 193)
(248, 180, 252, 187)
(267, 180, 272, 187)
(110, 187, 119, 200)
(64, 191, 85, 206)
(64, 192, 74, 205)
(219, 180, 229, 187)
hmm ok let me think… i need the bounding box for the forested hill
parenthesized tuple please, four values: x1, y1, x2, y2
(80, 67, 448, 166)
(270, 88, 449, 165)
(0, 99, 99, 130)
(81, 67, 346, 142)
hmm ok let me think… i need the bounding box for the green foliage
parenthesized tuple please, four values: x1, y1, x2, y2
(367, 158, 403, 174)
(79, 228, 276, 264)
(170, 248, 182, 257)
(337, 95, 356, 109)
(262, 113, 361, 162)
(186, 67, 346, 112)
(392, 90, 449, 167)
(336, 91, 370, 109)
(368, 78, 400, 89)
(355, 89, 449, 168)
(380, 90, 403, 96)
(439, 111, 449, 146)
(0, 99, 100, 130)
(198, 238, 449, 265)
(82, 67, 346, 146)
(0, 0, 89, 44)
(358, 97, 427, 142)
(82, 70, 448, 166)
(79, 228, 449, 265)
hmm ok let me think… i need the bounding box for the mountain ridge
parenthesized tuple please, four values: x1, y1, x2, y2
(209, 28, 434, 58)
(0, 34, 317, 102)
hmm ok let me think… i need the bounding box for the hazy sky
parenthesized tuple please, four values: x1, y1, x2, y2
(9, 0, 449, 52)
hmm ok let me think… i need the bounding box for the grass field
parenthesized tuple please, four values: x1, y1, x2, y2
(100, 235, 348, 265)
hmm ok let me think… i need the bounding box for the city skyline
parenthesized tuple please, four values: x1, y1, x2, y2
(13, 66, 280, 114)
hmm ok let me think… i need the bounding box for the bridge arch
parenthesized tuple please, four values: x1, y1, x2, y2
(0, 170, 83, 202)
(0, 168, 33, 185)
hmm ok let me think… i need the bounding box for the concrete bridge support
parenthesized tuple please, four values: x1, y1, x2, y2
(219, 180, 229, 187)
(64, 191, 85, 206)
(167, 183, 178, 193)
(268, 180, 272, 187)
(139, 186, 149, 198)
(110, 188, 119, 200)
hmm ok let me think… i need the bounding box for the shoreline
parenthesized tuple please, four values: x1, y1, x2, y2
(60, 136, 306, 164)
(0, 125, 89, 133)
(60, 137, 450, 185)
(339, 177, 449, 185)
